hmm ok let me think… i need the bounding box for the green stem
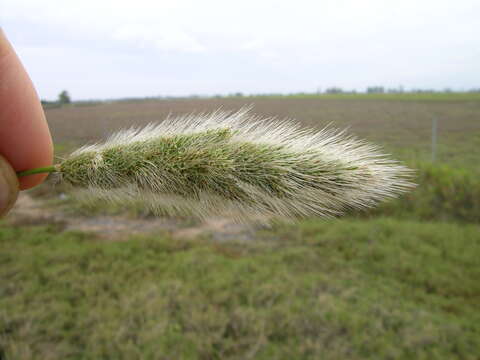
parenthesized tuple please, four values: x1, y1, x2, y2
(17, 165, 59, 178)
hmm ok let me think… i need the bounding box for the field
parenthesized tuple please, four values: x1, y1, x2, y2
(46, 95, 480, 168)
(1, 94, 480, 359)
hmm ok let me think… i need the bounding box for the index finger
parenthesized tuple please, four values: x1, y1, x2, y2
(0, 28, 53, 190)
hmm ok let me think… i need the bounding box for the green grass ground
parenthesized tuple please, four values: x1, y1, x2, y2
(4, 95, 479, 359)
(1, 218, 479, 359)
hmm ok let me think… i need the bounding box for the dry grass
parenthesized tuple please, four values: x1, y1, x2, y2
(46, 97, 480, 168)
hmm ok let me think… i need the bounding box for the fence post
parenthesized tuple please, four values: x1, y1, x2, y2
(432, 117, 437, 162)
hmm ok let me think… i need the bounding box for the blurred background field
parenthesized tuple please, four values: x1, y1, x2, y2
(43, 94, 480, 222)
(46, 94, 480, 167)
(2, 94, 479, 359)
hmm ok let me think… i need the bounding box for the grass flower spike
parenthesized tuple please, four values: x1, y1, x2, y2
(21, 108, 415, 221)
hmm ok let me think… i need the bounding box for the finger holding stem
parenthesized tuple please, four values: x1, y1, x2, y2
(0, 28, 54, 189)
(17, 165, 59, 178)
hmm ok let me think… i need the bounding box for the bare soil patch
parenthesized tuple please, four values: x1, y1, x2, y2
(6, 193, 255, 241)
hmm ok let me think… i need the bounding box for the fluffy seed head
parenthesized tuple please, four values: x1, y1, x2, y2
(59, 108, 415, 222)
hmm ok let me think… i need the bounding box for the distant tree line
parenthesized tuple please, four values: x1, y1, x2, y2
(40, 87, 480, 108)
(316, 86, 480, 95)
(41, 90, 71, 109)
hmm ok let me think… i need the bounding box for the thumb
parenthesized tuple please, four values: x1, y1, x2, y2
(0, 155, 19, 217)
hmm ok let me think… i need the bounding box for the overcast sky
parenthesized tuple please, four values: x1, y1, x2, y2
(2, 0, 479, 100)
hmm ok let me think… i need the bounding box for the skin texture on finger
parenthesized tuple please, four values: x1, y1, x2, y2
(0, 28, 53, 190)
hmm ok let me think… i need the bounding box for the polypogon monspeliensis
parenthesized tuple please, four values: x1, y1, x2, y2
(19, 108, 415, 221)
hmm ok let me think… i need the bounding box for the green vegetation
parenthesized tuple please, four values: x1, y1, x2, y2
(34, 160, 480, 224)
(58, 90, 72, 105)
(1, 218, 479, 359)
(7, 96, 479, 359)
(32, 96, 480, 223)
(59, 126, 410, 220)
(40, 90, 72, 110)
(364, 162, 480, 223)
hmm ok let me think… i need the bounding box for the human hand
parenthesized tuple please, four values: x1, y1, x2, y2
(0, 29, 53, 216)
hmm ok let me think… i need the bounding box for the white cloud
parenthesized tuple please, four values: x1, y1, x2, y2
(113, 24, 206, 53)
(240, 39, 266, 52)
(2, 0, 480, 99)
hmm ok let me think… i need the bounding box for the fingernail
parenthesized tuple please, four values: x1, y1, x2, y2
(0, 155, 19, 217)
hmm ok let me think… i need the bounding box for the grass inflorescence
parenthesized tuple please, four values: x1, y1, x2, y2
(55, 109, 415, 221)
